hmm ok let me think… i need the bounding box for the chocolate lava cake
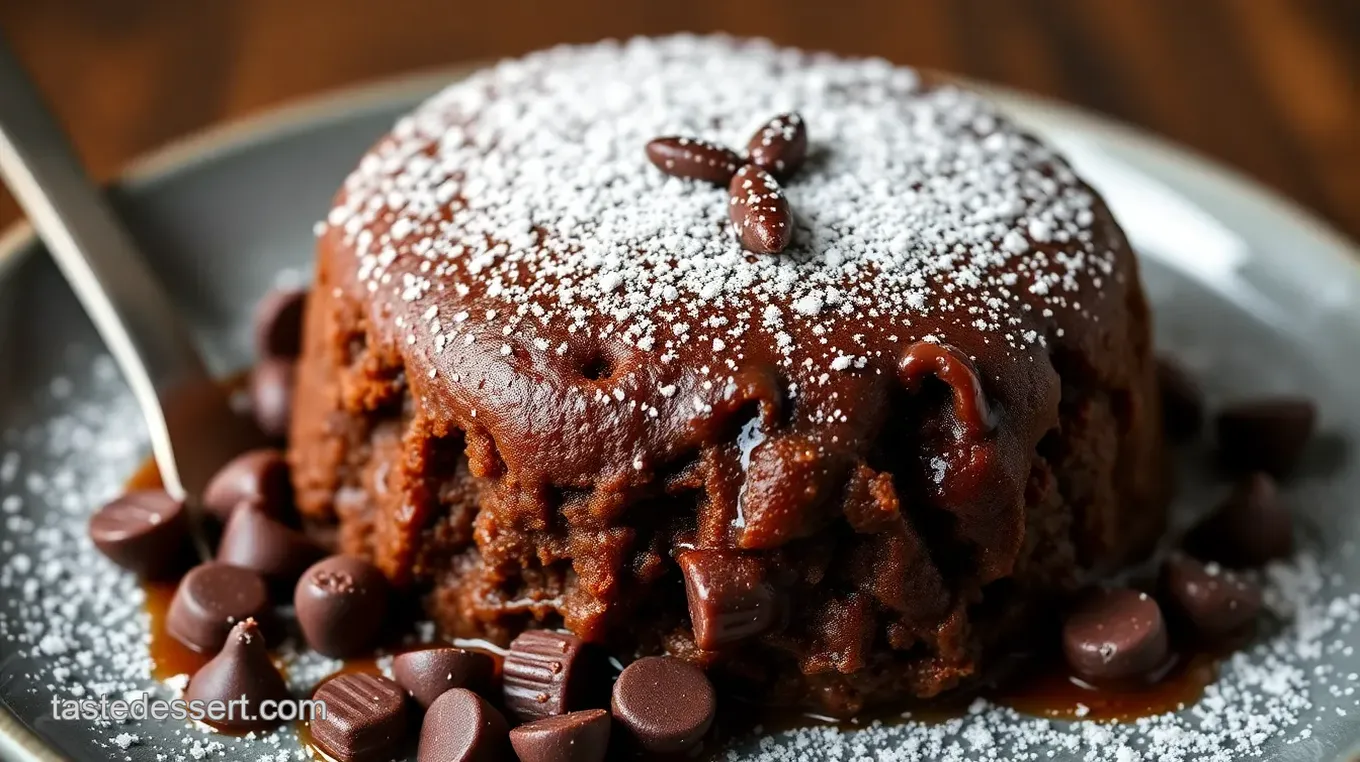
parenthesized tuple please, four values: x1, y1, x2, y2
(289, 36, 1167, 716)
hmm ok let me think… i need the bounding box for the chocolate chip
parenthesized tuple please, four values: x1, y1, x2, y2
(392, 647, 496, 708)
(418, 688, 510, 762)
(166, 562, 272, 654)
(250, 358, 295, 439)
(509, 709, 611, 762)
(1157, 358, 1203, 443)
(677, 550, 777, 649)
(1216, 397, 1317, 475)
(1160, 553, 1263, 640)
(728, 165, 794, 255)
(1062, 588, 1169, 684)
(611, 656, 714, 754)
(502, 630, 593, 723)
(1185, 472, 1294, 568)
(184, 618, 290, 730)
(216, 502, 324, 587)
(312, 673, 409, 762)
(645, 137, 742, 185)
(745, 113, 807, 181)
(294, 555, 390, 657)
(201, 448, 293, 523)
(88, 490, 192, 579)
(254, 287, 308, 360)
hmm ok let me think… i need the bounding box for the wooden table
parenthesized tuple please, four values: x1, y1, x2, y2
(2, 0, 1357, 240)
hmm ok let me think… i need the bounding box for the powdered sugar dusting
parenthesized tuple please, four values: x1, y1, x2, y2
(321, 35, 1112, 399)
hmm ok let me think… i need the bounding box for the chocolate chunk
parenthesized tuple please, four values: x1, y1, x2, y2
(312, 673, 409, 762)
(1157, 358, 1203, 443)
(250, 358, 295, 439)
(645, 137, 742, 185)
(745, 113, 807, 181)
(88, 490, 192, 578)
(502, 630, 592, 723)
(728, 164, 794, 255)
(184, 619, 290, 730)
(167, 562, 272, 654)
(1160, 553, 1262, 640)
(678, 550, 777, 649)
(254, 287, 308, 360)
(509, 709, 611, 762)
(392, 647, 495, 708)
(1186, 472, 1294, 568)
(295, 555, 390, 657)
(216, 502, 325, 587)
(418, 688, 510, 762)
(201, 448, 293, 523)
(1215, 397, 1316, 475)
(1062, 588, 1169, 684)
(611, 656, 714, 754)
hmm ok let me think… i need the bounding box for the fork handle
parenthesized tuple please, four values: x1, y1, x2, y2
(0, 36, 209, 498)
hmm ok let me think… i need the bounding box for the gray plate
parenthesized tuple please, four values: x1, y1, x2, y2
(0, 69, 1357, 762)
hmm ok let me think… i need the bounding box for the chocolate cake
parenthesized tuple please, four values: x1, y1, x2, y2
(289, 36, 1167, 716)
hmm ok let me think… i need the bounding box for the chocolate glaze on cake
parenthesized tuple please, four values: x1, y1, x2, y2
(290, 36, 1166, 715)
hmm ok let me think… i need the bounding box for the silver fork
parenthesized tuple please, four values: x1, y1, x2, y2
(0, 37, 264, 557)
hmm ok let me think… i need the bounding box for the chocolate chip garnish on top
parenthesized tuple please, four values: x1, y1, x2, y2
(253, 287, 309, 360)
(645, 137, 743, 185)
(1185, 472, 1294, 568)
(249, 358, 295, 440)
(510, 709, 611, 762)
(728, 164, 794, 255)
(502, 629, 594, 723)
(311, 673, 409, 762)
(1061, 588, 1169, 684)
(746, 112, 807, 181)
(644, 113, 806, 256)
(201, 447, 293, 523)
(611, 656, 715, 754)
(392, 647, 495, 708)
(166, 562, 272, 654)
(678, 549, 778, 650)
(1160, 553, 1263, 640)
(216, 502, 325, 587)
(184, 618, 290, 730)
(294, 555, 390, 657)
(1157, 357, 1204, 443)
(418, 688, 510, 762)
(1215, 396, 1317, 476)
(88, 490, 192, 579)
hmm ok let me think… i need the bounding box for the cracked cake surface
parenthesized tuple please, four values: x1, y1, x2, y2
(289, 35, 1166, 715)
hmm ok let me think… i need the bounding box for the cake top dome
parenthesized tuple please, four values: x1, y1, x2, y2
(315, 35, 1144, 577)
(323, 35, 1118, 384)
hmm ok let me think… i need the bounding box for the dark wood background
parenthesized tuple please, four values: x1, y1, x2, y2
(1, 0, 1356, 239)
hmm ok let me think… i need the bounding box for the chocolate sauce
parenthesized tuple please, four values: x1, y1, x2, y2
(990, 650, 1219, 722)
(125, 456, 164, 492)
(144, 580, 211, 681)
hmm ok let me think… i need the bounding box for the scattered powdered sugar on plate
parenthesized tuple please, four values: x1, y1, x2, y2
(0, 354, 318, 760)
(0, 351, 1356, 760)
(0, 354, 149, 712)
